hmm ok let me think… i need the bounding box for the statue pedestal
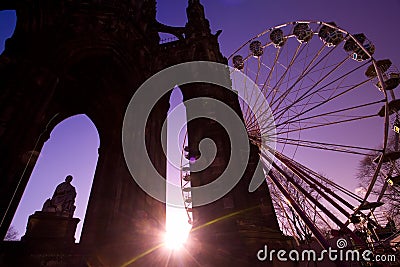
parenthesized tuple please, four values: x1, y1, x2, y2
(22, 211, 80, 245)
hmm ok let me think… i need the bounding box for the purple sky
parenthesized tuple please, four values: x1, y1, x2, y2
(1, 0, 400, 241)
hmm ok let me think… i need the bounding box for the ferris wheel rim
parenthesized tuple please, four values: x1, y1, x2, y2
(228, 20, 376, 61)
(227, 20, 398, 247)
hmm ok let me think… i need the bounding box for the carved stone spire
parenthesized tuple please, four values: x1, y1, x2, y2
(186, 0, 211, 38)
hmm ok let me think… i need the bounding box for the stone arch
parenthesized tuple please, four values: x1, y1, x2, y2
(9, 114, 100, 242)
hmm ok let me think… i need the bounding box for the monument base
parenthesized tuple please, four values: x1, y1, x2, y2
(21, 211, 80, 245)
(0, 212, 85, 267)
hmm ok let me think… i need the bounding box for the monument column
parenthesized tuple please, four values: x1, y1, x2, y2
(177, 1, 291, 265)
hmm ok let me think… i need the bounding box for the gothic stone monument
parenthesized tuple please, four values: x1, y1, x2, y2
(0, 1, 293, 266)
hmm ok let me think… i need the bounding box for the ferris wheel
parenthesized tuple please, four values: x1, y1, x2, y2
(226, 21, 400, 254)
(177, 21, 400, 259)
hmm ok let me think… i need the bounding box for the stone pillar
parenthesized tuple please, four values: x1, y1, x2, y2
(181, 80, 293, 266)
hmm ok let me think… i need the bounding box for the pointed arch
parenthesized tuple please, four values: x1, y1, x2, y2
(9, 114, 100, 242)
(166, 86, 192, 245)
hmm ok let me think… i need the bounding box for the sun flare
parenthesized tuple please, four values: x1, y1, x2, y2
(163, 231, 186, 250)
(164, 207, 192, 250)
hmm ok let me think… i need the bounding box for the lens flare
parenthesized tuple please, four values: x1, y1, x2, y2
(163, 230, 187, 250)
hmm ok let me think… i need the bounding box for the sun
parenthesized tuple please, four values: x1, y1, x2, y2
(163, 231, 186, 250)
(164, 207, 192, 250)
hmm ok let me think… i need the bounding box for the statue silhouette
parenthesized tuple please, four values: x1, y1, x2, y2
(42, 175, 76, 217)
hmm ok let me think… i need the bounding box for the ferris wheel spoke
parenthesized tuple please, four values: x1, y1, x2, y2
(295, 42, 327, 78)
(272, 78, 373, 130)
(260, 45, 283, 93)
(262, 48, 330, 115)
(248, 58, 364, 132)
(243, 57, 266, 124)
(270, 48, 339, 115)
(276, 62, 367, 124)
(271, 113, 378, 136)
(271, 183, 302, 245)
(241, 63, 254, 123)
(277, 99, 384, 128)
(268, 44, 344, 110)
(262, 155, 359, 244)
(231, 21, 391, 246)
(272, 57, 362, 123)
(273, 137, 382, 156)
(275, 77, 372, 127)
(262, 143, 366, 202)
(288, 153, 363, 202)
(267, 157, 348, 228)
(263, 58, 347, 100)
(263, 161, 331, 248)
(273, 151, 362, 211)
(246, 53, 349, 132)
(247, 47, 287, 125)
(269, 43, 303, 104)
(280, 188, 330, 238)
(264, 160, 366, 243)
(301, 193, 336, 229)
(251, 63, 342, 120)
(253, 96, 382, 134)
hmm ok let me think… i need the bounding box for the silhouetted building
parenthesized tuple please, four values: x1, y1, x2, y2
(0, 1, 292, 266)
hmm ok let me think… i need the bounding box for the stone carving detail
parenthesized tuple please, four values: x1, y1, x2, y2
(42, 175, 77, 217)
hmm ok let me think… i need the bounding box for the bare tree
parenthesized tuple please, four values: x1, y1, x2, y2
(4, 226, 19, 241)
(357, 134, 400, 226)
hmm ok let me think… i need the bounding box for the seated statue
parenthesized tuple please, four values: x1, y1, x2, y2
(42, 175, 77, 217)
